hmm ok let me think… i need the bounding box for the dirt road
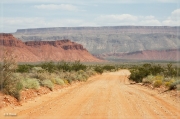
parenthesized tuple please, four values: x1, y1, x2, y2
(0, 70, 180, 119)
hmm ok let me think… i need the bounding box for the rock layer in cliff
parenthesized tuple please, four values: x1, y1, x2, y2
(0, 33, 102, 62)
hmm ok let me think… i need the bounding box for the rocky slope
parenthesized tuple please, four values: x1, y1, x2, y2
(95, 49, 180, 61)
(0, 33, 101, 62)
(13, 26, 180, 61)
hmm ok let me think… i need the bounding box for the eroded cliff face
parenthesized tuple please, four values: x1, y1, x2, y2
(0, 33, 101, 62)
(13, 26, 180, 57)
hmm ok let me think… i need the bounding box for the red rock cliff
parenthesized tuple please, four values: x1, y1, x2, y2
(0, 34, 101, 62)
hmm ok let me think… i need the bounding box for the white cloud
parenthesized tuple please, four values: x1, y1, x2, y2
(1, 9, 179, 33)
(162, 9, 180, 26)
(34, 4, 78, 11)
(95, 14, 161, 26)
(171, 9, 180, 16)
(96, 14, 138, 23)
(0, 17, 93, 32)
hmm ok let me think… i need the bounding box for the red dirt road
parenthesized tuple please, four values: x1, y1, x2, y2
(0, 70, 180, 119)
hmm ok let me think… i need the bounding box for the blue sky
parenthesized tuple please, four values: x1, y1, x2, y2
(0, 0, 180, 33)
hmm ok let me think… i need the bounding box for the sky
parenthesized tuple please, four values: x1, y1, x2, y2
(0, 0, 180, 33)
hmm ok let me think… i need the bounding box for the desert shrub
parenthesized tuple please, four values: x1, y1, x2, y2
(76, 74, 88, 82)
(3, 74, 23, 100)
(76, 70, 89, 81)
(63, 79, 69, 84)
(76, 74, 83, 81)
(57, 61, 71, 71)
(71, 61, 87, 71)
(57, 70, 68, 79)
(0, 50, 23, 99)
(40, 62, 56, 73)
(153, 80, 162, 88)
(22, 78, 40, 89)
(94, 66, 103, 74)
(17, 64, 33, 73)
(130, 69, 144, 83)
(152, 75, 164, 88)
(153, 75, 164, 81)
(40, 79, 54, 90)
(86, 70, 96, 77)
(164, 81, 173, 88)
(67, 79, 73, 84)
(31, 67, 44, 73)
(32, 72, 50, 81)
(49, 73, 59, 83)
(54, 78, 64, 85)
(63, 71, 77, 81)
(142, 75, 154, 84)
(150, 64, 164, 76)
(164, 63, 177, 77)
(163, 77, 175, 88)
(103, 65, 116, 71)
(169, 80, 180, 90)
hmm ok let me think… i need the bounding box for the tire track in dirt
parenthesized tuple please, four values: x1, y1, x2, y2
(127, 85, 180, 118)
(0, 70, 179, 119)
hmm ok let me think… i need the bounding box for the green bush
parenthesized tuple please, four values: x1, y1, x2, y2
(17, 64, 33, 73)
(40, 62, 56, 73)
(22, 78, 40, 89)
(94, 66, 103, 74)
(130, 69, 144, 83)
(103, 65, 116, 71)
(55, 78, 64, 85)
(71, 61, 87, 71)
(57, 61, 71, 71)
(40, 79, 54, 90)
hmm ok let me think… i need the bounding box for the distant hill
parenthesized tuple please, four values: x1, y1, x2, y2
(13, 26, 180, 61)
(0, 33, 102, 62)
(95, 49, 180, 61)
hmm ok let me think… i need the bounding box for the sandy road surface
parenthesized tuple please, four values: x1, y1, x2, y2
(0, 70, 180, 119)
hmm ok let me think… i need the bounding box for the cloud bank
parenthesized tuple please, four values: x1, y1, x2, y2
(34, 4, 78, 11)
(1, 8, 179, 32)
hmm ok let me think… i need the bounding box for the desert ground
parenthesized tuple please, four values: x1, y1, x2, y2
(0, 70, 180, 119)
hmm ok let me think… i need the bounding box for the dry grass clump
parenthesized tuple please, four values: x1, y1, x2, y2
(53, 78, 65, 85)
(40, 79, 54, 91)
(143, 74, 180, 90)
(153, 79, 162, 88)
(21, 78, 40, 89)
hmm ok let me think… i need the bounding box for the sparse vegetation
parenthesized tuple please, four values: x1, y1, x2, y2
(130, 63, 180, 90)
(1, 53, 179, 100)
(0, 50, 21, 100)
(40, 79, 54, 91)
(21, 78, 40, 89)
